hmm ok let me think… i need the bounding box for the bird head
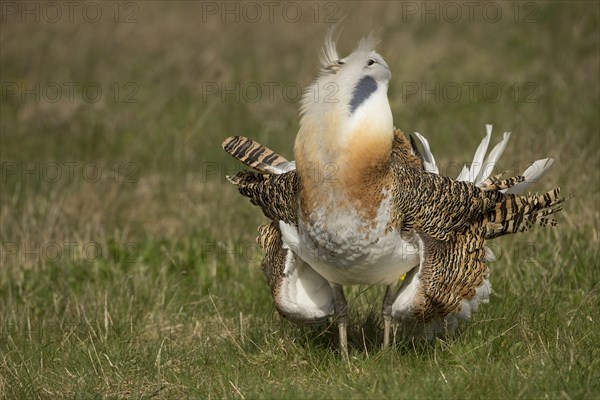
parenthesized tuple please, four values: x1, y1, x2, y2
(320, 34, 391, 91)
(296, 27, 394, 170)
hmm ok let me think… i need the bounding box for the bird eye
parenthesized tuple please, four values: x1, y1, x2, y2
(367, 58, 376, 66)
(337, 60, 345, 65)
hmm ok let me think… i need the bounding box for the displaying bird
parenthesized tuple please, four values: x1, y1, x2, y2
(223, 28, 568, 358)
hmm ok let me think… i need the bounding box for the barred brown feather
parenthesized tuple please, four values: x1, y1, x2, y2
(223, 136, 293, 174)
(256, 222, 286, 296)
(227, 169, 299, 225)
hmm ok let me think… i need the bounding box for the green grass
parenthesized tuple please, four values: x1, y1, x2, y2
(1, 1, 599, 398)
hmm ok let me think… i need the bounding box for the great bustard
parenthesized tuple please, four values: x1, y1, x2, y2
(222, 29, 568, 358)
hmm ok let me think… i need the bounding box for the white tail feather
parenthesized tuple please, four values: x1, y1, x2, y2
(443, 125, 554, 191)
(457, 165, 470, 181)
(477, 131, 511, 183)
(503, 158, 555, 194)
(412, 132, 439, 174)
(460, 124, 493, 182)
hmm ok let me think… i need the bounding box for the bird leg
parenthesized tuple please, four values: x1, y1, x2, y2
(382, 284, 396, 348)
(331, 284, 349, 361)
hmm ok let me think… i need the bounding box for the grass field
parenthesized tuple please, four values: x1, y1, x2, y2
(1, 1, 599, 398)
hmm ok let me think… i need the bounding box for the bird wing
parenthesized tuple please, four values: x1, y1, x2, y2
(390, 130, 567, 339)
(391, 229, 493, 339)
(257, 222, 333, 324)
(223, 135, 300, 224)
(226, 169, 299, 225)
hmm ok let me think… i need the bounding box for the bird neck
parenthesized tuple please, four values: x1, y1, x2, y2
(294, 89, 394, 215)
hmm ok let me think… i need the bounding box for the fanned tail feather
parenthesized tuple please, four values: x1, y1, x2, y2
(412, 125, 555, 193)
(484, 188, 571, 238)
(476, 131, 511, 183)
(459, 124, 493, 182)
(222, 136, 295, 174)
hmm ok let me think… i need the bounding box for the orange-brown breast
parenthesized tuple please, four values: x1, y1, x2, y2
(296, 122, 395, 222)
(337, 122, 394, 220)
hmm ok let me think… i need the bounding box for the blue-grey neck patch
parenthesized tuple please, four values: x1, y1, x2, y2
(349, 76, 377, 114)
